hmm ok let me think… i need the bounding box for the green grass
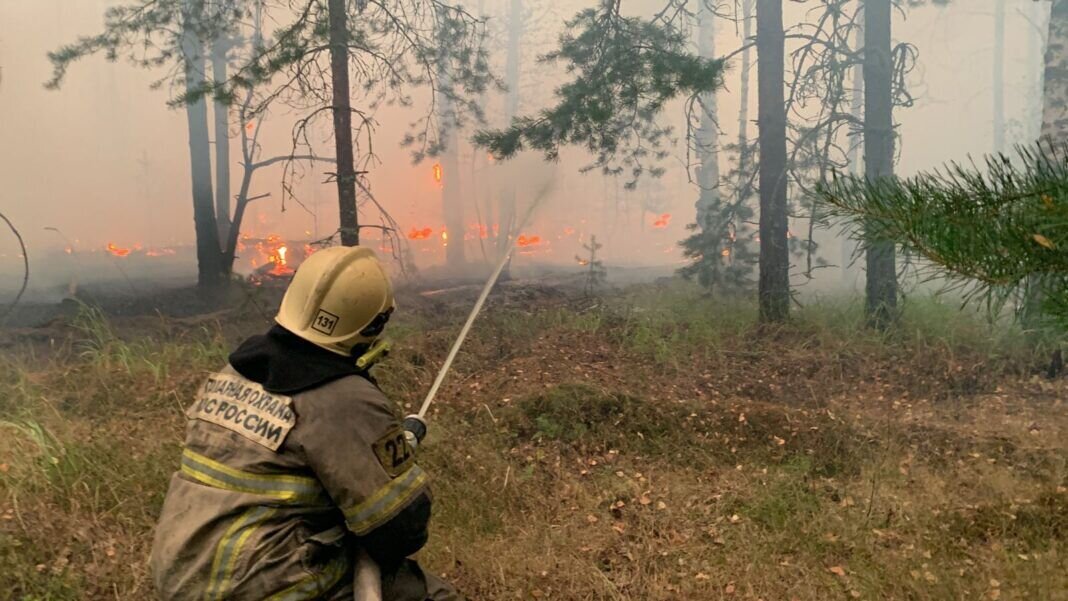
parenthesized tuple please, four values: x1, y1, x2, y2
(1, 287, 1065, 600)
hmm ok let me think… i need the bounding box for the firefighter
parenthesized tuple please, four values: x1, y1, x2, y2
(150, 246, 459, 601)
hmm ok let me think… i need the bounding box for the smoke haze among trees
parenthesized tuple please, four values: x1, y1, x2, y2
(0, 0, 1048, 301)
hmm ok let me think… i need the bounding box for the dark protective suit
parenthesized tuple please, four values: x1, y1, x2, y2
(149, 326, 459, 601)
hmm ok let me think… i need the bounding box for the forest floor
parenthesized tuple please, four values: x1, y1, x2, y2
(0, 278, 1066, 600)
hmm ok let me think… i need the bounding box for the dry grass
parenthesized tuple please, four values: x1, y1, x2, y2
(1, 284, 1066, 600)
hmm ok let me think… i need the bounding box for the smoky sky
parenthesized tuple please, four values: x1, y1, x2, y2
(0, 0, 1042, 291)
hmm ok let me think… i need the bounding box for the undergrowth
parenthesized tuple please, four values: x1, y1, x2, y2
(1, 288, 1065, 600)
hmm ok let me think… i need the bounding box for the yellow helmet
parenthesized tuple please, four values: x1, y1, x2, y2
(275, 246, 395, 356)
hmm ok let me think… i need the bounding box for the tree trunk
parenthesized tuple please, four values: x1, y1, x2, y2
(842, 3, 864, 284)
(863, 0, 897, 328)
(212, 34, 233, 244)
(182, 1, 225, 290)
(1042, 0, 1068, 140)
(1028, 1, 1048, 140)
(738, 0, 753, 179)
(756, 0, 790, 322)
(329, 0, 359, 246)
(994, 0, 1006, 153)
(694, 2, 721, 231)
(496, 0, 522, 268)
(1023, 0, 1068, 326)
(440, 97, 466, 269)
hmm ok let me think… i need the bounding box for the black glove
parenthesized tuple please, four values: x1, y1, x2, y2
(402, 414, 427, 449)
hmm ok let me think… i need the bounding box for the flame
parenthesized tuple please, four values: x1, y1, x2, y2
(433, 163, 443, 184)
(106, 242, 131, 257)
(721, 248, 731, 257)
(407, 227, 434, 240)
(469, 223, 490, 239)
(652, 213, 671, 229)
(441, 230, 449, 246)
(268, 244, 293, 276)
(517, 235, 542, 247)
(64, 246, 74, 255)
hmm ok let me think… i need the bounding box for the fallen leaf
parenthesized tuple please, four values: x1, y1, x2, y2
(828, 566, 847, 577)
(1033, 234, 1056, 250)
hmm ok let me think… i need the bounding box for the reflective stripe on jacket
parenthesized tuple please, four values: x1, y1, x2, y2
(150, 365, 428, 601)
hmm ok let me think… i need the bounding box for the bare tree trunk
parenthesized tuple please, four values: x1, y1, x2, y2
(1023, 0, 1068, 326)
(212, 34, 233, 244)
(440, 96, 466, 269)
(842, 3, 863, 284)
(756, 0, 790, 322)
(863, 0, 897, 328)
(329, 0, 359, 246)
(182, 0, 225, 290)
(994, 0, 1006, 153)
(738, 0, 753, 177)
(496, 0, 522, 269)
(1042, 0, 1068, 140)
(695, 3, 720, 229)
(1028, 0, 1048, 140)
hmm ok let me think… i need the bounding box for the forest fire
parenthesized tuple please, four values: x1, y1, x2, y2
(433, 163, 443, 185)
(652, 213, 671, 229)
(106, 242, 131, 257)
(407, 227, 434, 240)
(469, 223, 490, 239)
(268, 245, 293, 276)
(517, 235, 542, 247)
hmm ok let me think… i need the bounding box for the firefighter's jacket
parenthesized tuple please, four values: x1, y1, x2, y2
(150, 328, 432, 601)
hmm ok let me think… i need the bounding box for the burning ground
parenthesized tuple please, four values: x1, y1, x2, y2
(0, 280, 1065, 600)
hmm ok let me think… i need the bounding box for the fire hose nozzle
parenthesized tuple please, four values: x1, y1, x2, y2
(402, 414, 428, 450)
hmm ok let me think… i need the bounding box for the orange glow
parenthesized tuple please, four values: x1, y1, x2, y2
(441, 230, 449, 246)
(517, 235, 542, 247)
(721, 248, 731, 257)
(145, 248, 177, 257)
(468, 223, 490, 239)
(407, 227, 434, 240)
(563, 227, 576, 236)
(64, 246, 74, 255)
(652, 213, 671, 229)
(268, 244, 293, 276)
(433, 163, 443, 184)
(106, 242, 131, 257)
